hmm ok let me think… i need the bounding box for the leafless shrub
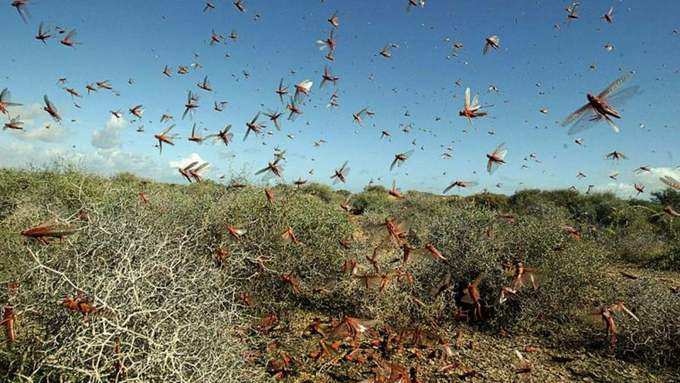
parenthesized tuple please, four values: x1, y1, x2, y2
(612, 279, 680, 366)
(0, 170, 263, 382)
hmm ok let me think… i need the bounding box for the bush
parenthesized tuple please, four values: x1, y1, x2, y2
(601, 206, 669, 265)
(648, 241, 680, 271)
(615, 279, 680, 367)
(416, 203, 608, 332)
(203, 188, 354, 311)
(467, 192, 509, 210)
(0, 170, 261, 382)
(2, 167, 679, 378)
(296, 182, 336, 204)
(651, 188, 680, 207)
(351, 188, 392, 215)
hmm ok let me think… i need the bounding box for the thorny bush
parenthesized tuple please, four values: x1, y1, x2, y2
(1, 168, 679, 381)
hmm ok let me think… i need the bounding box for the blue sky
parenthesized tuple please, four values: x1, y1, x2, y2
(1, 0, 678, 196)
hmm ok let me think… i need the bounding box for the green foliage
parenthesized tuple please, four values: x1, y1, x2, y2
(204, 188, 354, 310)
(297, 182, 336, 203)
(419, 204, 607, 331)
(1, 167, 679, 380)
(648, 241, 680, 271)
(651, 188, 680, 207)
(351, 188, 392, 214)
(467, 191, 510, 210)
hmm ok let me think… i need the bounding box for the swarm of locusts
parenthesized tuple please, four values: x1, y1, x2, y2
(2, 0, 678, 381)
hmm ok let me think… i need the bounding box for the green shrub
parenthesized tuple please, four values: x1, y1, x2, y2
(467, 191, 509, 210)
(297, 182, 336, 204)
(203, 188, 354, 311)
(651, 188, 680, 207)
(2, 167, 679, 378)
(416, 203, 608, 333)
(648, 241, 680, 271)
(351, 188, 392, 215)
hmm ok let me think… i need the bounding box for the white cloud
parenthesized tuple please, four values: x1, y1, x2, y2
(592, 182, 637, 195)
(9, 125, 68, 143)
(641, 166, 680, 179)
(0, 141, 38, 168)
(91, 115, 127, 149)
(168, 153, 211, 180)
(2, 103, 71, 143)
(8, 103, 44, 127)
(634, 166, 680, 190)
(169, 153, 207, 170)
(0, 140, 81, 170)
(589, 167, 680, 198)
(0, 138, 174, 181)
(85, 148, 173, 180)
